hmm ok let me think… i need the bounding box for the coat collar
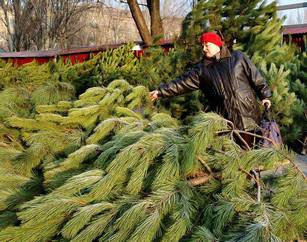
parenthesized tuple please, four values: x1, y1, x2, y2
(219, 45, 231, 59)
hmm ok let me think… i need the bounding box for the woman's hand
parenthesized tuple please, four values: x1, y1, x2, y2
(149, 90, 159, 102)
(261, 99, 271, 109)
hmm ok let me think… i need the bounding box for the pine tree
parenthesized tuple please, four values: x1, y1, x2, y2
(259, 62, 299, 126)
(0, 79, 305, 242)
(282, 52, 307, 146)
(180, 0, 279, 57)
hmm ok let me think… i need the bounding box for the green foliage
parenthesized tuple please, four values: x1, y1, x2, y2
(0, 6, 305, 239)
(283, 52, 307, 146)
(31, 82, 75, 105)
(0, 62, 53, 89)
(0, 88, 32, 121)
(259, 61, 305, 144)
(0, 79, 305, 241)
(188, 225, 216, 242)
(260, 63, 299, 126)
(54, 43, 190, 95)
(180, 0, 279, 57)
(240, 15, 295, 67)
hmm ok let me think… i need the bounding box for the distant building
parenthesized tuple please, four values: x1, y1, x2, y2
(277, 2, 307, 51)
(74, 6, 183, 47)
(0, 5, 184, 51)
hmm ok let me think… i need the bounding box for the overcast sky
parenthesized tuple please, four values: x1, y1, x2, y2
(276, 0, 305, 3)
(105, 0, 306, 25)
(274, 0, 307, 25)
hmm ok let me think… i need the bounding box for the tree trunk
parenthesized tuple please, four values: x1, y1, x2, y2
(43, 0, 51, 50)
(0, 1, 14, 51)
(13, 0, 22, 51)
(147, 0, 163, 41)
(127, 0, 152, 46)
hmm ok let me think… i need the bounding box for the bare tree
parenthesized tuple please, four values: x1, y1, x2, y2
(118, 0, 163, 45)
(0, 0, 102, 51)
(0, 0, 14, 50)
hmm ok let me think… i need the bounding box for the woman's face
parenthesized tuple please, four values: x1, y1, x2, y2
(202, 42, 221, 58)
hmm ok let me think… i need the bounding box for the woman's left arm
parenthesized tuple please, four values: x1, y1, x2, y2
(241, 53, 272, 104)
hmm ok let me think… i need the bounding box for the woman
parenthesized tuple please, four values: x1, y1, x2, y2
(150, 32, 272, 147)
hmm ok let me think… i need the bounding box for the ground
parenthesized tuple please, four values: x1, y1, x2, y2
(296, 154, 307, 175)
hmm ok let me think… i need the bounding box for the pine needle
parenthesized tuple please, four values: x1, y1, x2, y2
(188, 225, 217, 242)
(61, 202, 114, 239)
(44, 144, 101, 181)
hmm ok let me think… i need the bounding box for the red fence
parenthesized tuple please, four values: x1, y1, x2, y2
(0, 40, 175, 66)
(0, 44, 122, 66)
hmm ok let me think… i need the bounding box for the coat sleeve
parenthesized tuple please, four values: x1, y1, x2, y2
(241, 52, 272, 100)
(157, 64, 202, 98)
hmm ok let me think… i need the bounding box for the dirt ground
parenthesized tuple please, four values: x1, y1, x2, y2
(296, 155, 307, 175)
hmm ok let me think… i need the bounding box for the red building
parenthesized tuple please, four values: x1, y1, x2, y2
(282, 24, 307, 51)
(278, 3, 307, 52)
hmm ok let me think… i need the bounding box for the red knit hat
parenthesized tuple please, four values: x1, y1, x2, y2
(200, 32, 223, 47)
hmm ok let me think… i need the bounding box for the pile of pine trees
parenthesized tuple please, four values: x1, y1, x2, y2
(0, 0, 306, 240)
(0, 79, 306, 241)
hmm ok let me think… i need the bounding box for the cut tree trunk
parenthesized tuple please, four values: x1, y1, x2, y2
(127, 0, 153, 46)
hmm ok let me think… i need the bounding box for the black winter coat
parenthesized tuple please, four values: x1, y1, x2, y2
(157, 47, 272, 130)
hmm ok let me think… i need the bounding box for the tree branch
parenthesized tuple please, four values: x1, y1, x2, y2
(233, 130, 251, 151)
(118, 0, 147, 7)
(197, 155, 212, 174)
(239, 167, 263, 202)
(188, 174, 212, 186)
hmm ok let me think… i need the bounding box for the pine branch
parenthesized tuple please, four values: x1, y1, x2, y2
(7, 117, 59, 132)
(79, 87, 107, 100)
(61, 202, 114, 239)
(86, 118, 122, 144)
(94, 131, 146, 168)
(239, 167, 261, 202)
(107, 79, 132, 92)
(51, 170, 104, 196)
(160, 214, 188, 242)
(150, 113, 179, 128)
(115, 107, 143, 119)
(188, 174, 212, 186)
(74, 95, 105, 108)
(1, 197, 87, 242)
(197, 155, 213, 174)
(151, 143, 181, 189)
(44, 144, 101, 182)
(277, 154, 307, 180)
(127, 209, 161, 242)
(102, 201, 149, 242)
(188, 225, 217, 242)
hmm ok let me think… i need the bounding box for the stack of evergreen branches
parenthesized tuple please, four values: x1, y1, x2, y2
(0, 0, 305, 239)
(0, 79, 305, 242)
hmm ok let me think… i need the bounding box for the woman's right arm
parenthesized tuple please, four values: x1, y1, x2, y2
(150, 64, 203, 101)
